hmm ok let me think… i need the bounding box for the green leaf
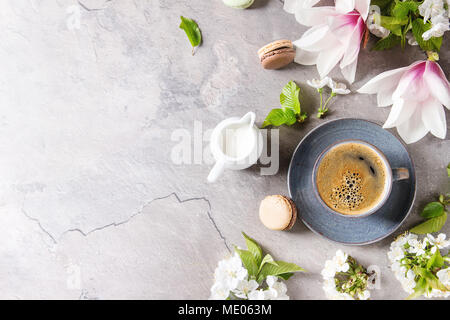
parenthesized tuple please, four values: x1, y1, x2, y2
(234, 247, 259, 278)
(372, 33, 401, 50)
(371, 0, 395, 13)
(415, 267, 448, 291)
(406, 277, 427, 300)
(411, 18, 442, 52)
(257, 260, 305, 282)
(258, 254, 278, 272)
(392, 1, 418, 19)
(380, 16, 409, 36)
(280, 81, 301, 114)
(242, 232, 263, 266)
(277, 272, 294, 280)
(262, 108, 297, 128)
(421, 202, 445, 219)
(179, 16, 202, 49)
(427, 248, 444, 269)
(410, 212, 447, 234)
(447, 163, 450, 178)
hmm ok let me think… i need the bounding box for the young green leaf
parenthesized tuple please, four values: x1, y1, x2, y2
(406, 277, 427, 300)
(242, 232, 263, 266)
(234, 247, 259, 278)
(427, 248, 444, 269)
(277, 272, 295, 280)
(179, 16, 202, 53)
(447, 163, 450, 178)
(262, 108, 297, 128)
(415, 267, 449, 292)
(257, 260, 305, 282)
(392, 1, 418, 19)
(258, 254, 278, 273)
(421, 202, 445, 219)
(371, 0, 396, 13)
(372, 33, 401, 50)
(410, 212, 447, 234)
(280, 81, 301, 114)
(380, 16, 408, 36)
(411, 18, 442, 52)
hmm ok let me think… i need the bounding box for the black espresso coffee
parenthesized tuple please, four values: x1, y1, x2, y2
(315, 142, 388, 215)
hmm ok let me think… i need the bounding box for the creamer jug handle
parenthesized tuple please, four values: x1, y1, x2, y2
(207, 160, 226, 183)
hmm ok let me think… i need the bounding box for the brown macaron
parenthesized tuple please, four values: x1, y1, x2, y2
(258, 40, 295, 70)
(259, 195, 297, 230)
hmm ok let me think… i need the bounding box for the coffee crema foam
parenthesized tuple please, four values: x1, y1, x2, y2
(315, 142, 387, 215)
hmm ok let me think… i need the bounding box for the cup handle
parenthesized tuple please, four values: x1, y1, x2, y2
(207, 160, 226, 183)
(392, 167, 409, 181)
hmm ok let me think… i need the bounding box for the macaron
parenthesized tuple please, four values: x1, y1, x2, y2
(259, 195, 297, 231)
(223, 0, 254, 9)
(258, 40, 295, 70)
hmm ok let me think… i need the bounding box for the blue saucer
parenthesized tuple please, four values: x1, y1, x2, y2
(287, 118, 416, 245)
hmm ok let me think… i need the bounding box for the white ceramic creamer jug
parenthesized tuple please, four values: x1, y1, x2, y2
(207, 112, 263, 183)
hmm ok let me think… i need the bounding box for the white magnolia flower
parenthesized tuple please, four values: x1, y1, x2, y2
(333, 250, 350, 272)
(437, 268, 450, 288)
(284, 0, 370, 83)
(210, 282, 231, 300)
(358, 290, 371, 300)
(328, 80, 351, 95)
(422, 14, 450, 40)
(321, 259, 337, 279)
(233, 279, 259, 299)
(247, 289, 268, 300)
(358, 60, 450, 144)
(427, 233, 450, 249)
(367, 8, 390, 38)
(419, 0, 446, 22)
(307, 77, 331, 89)
(214, 253, 248, 291)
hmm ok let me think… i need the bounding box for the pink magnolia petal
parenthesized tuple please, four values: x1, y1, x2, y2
(354, 0, 370, 20)
(294, 7, 339, 26)
(328, 13, 359, 43)
(421, 99, 447, 139)
(293, 46, 319, 65)
(423, 61, 450, 109)
(316, 46, 345, 78)
(357, 66, 409, 94)
(340, 57, 358, 83)
(383, 99, 417, 128)
(396, 109, 429, 144)
(335, 0, 355, 14)
(340, 17, 364, 68)
(392, 61, 426, 100)
(295, 25, 337, 51)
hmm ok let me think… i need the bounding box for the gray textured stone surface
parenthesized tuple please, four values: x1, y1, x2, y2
(0, 0, 448, 299)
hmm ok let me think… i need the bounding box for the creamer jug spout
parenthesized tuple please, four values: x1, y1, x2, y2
(239, 111, 256, 129)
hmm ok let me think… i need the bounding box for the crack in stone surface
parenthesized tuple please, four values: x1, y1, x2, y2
(21, 192, 230, 252)
(77, 0, 113, 11)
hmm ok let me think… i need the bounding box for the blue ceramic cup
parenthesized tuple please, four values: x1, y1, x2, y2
(312, 139, 410, 218)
